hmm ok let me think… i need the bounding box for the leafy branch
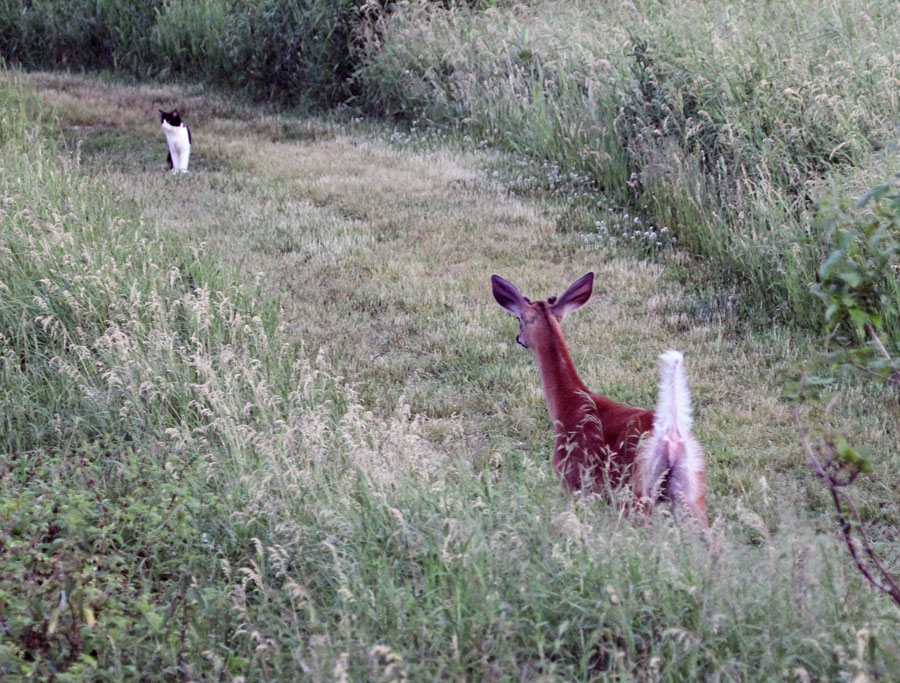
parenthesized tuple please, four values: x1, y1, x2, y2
(791, 179, 900, 606)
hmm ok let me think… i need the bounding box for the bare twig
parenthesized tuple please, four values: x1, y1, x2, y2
(792, 403, 900, 606)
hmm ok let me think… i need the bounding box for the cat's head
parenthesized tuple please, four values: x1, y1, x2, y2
(159, 109, 183, 127)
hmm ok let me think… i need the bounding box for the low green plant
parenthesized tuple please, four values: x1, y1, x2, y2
(814, 182, 900, 361)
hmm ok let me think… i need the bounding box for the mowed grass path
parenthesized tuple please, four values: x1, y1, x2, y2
(13, 72, 899, 679)
(31, 72, 796, 504)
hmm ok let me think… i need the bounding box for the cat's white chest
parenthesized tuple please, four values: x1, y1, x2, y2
(161, 121, 191, 173)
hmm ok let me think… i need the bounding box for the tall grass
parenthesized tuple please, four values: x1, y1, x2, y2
(0, 0, 164, 74)
(3, 73, 900, 679)
(0, 79, 269, 675)
(357, 0, 900, 332)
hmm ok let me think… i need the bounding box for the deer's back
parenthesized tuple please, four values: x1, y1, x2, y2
(552, 392, 654, 492)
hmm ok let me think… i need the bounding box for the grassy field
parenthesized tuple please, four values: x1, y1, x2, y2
(3, 0, 899, 341)
(1, 71, 898, 679)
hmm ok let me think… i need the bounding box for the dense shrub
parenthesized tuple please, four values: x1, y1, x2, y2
(0, 0, 163, 74)
(0, 0, 366, 107)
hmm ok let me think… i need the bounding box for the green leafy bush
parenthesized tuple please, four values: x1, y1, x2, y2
(815, 183, 900, 352)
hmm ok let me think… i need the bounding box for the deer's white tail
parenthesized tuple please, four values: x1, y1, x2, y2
(653, 350, 693, 436)
(638, 350, 708, 526)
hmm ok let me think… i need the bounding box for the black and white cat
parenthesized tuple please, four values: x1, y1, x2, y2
(159, 108, 191, 173)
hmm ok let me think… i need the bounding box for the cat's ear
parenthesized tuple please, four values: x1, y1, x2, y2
(172, 109, 179, 117)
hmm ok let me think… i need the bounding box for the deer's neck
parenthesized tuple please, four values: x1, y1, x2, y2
(531, 322, 588, 426)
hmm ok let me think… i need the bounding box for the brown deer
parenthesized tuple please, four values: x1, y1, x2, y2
(492, 272, 707, 527)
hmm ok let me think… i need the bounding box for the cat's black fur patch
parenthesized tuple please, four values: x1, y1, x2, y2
(159, 108, 182, 127)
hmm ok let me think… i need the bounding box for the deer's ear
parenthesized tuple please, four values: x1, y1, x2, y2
(492, 275, 527, 316)
(551, 272, 593, 321)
